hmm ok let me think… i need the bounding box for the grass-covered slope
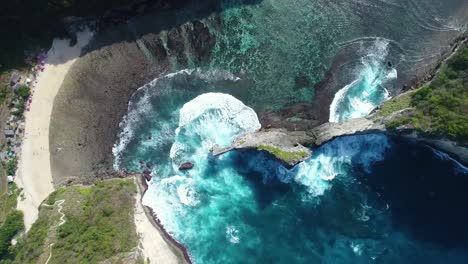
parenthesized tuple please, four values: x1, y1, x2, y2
(0, 179, 142, 264)
(377, 42, 468, 141)
(258, 145, 308, 164)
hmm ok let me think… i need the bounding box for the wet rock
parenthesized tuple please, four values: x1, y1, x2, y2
(143, 173, 152, 181)
(188, 21, 215, 63)
(9, 71, 21, 86)
(167, 27, 187, 65)
(179, 162, 194, 170)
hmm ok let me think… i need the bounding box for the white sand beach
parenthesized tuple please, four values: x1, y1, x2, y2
(15, 29, 93, 231)
(134, 195, 180, 264)
(134, 179, 180, 264)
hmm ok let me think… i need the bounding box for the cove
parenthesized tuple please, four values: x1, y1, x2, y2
(113, 70, 468, 263)
(112, 0, 468, 263)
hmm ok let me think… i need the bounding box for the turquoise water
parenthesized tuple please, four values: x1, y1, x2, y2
(114, 1, 468, 263)
(114, 70, 468, 263)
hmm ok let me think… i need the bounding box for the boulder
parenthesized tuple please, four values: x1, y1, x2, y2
(9, 71, 21, 86)
(179, 162, 194, 170)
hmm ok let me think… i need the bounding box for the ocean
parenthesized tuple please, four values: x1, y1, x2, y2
(113, 0, 468, 263)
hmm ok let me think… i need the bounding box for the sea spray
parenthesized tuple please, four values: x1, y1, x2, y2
(143, 92, 261, 236)
(329, 39, 397, 123)
(112, 69, 245, 170)
(293, 134, 390, 200)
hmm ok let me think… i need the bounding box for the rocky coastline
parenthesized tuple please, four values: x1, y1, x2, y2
(43, 4, 468, 263)
(135, 174, 192, 264)
(214, 116, 468, 167)
(213, 33, 468, 167)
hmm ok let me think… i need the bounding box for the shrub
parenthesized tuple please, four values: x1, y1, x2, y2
(0, 210, 24, 259)
(14, 86, 29, 100)
(6, 158, 17, 176)
(0, 87, 8, 105)
(380, 43, 468, 140)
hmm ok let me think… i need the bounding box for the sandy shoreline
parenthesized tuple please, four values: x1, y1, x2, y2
(134, 176, 187, 264)
(15, 30, 93, 231)
(12, 26, 187, 262)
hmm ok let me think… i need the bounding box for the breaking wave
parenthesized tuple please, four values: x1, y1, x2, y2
(294, 134, 390, 200)
(329, 39, 397, 122)
(112, 69, 244, 170)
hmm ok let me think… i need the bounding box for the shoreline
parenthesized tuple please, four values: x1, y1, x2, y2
(135, 175, 192, 264)
(15, 30, 93, 231)
(42, 8, 467, 263)
(124, 32, 468, 264)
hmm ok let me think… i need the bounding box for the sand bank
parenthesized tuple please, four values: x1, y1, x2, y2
(15, 30, 93, 231)
(134, 177, 182, 264)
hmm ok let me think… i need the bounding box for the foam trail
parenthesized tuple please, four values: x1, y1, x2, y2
(294, 134, 390, 201)
(143, 92, 261, 236)
(112, 69, 242, 170)
(170, 92, 261, 165)
(329, 39, 396, 123)
(428, 146, 468, 174)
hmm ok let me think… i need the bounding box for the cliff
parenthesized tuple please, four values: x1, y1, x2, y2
(212, 36, 468, 167)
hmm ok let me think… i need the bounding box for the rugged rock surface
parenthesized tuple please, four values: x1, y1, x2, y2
(213, 116, 468, 167)
(212, 129, 311, 167)
(179, 162, 194, 170)
(49, 7, 218, 186)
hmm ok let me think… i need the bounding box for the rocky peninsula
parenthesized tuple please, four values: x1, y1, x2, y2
(213, 36, 468, 167)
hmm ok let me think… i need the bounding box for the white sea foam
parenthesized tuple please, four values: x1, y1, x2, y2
(295, 134, 390, 199)
(112, 69, 244, 169)
(329, 80, 358, 123)
(351, 243, 363, 255)
(170, 93, 261, 165)
(143, 92, 261, 237)
(226, 226, 240, 244)
(329, 39, 396, 123)
(177, 93, 261, 132)
(428, 146, 468, 173)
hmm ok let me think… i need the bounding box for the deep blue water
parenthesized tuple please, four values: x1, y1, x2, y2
(113, 0, 468, 263)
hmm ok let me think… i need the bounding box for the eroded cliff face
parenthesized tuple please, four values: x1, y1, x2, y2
(213, 114, 468, 167)
(50, 8, 219, 186)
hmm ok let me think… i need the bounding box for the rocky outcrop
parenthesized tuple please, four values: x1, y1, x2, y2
(212, 130, 311, 167)
(212, 116, 468, 167)
(179, 162, 194, 170)
(211, 117, 384, 166)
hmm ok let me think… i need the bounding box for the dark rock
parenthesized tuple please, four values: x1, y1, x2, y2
(179, 162, 194, 170)
(167, 27, 187, 65)
(188, 21, 215, 63)
(143, 172, 152, 181)
(146, 162, 152, 169)
(10, 71, 21, 86)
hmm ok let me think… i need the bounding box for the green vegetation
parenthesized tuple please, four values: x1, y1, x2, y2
(380, 43, 468, 140)
(6, 85, 31, 118)
(0, 180, 24, 264)
(0, 211, 24, 259)
(258, 144, 308, 163)
(6, 158, 17, 176)
(0, 183, 20, 225)
(14, 86, 30, 101)
(6, 179, 139, 264)
(0, 86, 11, 105)
(376, 91, 413, 117)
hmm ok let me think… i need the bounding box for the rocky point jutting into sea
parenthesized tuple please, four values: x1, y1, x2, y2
(43, 0, 468, 263)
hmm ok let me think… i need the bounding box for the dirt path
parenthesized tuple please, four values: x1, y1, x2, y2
(42, 199, 66, 264)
